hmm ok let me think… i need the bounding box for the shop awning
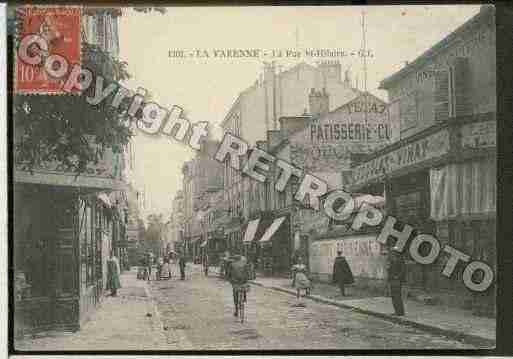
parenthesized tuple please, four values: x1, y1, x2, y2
(259, 216, 286, 243)
(243, 219, 260, 242)
(97, 192, 112, 207)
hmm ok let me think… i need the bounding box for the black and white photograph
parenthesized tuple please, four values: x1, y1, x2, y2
(7, 3, 501, 353)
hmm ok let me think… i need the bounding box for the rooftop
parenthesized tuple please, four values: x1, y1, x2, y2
(379, 5, 494, 90)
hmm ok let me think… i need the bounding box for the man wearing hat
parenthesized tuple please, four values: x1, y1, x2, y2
(332, 251, 354, 296)
(387, 245, 406, 316)
(229, 251, 250, 317)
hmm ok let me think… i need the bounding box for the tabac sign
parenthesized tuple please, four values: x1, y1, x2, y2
(352, 128, 450, 186)
(291, 93, 396, 173)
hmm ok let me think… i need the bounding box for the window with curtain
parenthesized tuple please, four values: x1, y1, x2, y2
(430, 158, 496, 221)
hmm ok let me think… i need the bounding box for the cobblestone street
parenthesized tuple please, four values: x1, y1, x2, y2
(151, 266, 475, 350)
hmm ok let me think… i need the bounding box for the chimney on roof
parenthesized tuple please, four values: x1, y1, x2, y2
(309, 88, 330, 118)
(279, 115, 311, 138)
(318, 60, 342, 82)
(256, 140, 268, 151)
(267, 130, 283, 150)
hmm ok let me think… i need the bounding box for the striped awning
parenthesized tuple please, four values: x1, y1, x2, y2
(243, 219, 260, 242)
(97, 192, 112, 207)
(260, 216, 286, 243)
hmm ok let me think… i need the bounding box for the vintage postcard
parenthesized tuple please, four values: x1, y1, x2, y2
(9, 4, 497, 353)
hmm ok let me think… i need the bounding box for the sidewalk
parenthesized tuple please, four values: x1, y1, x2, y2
(15, 269, 190, 351)
(210, 266, 495, 347)
(251, 275, 495, 347)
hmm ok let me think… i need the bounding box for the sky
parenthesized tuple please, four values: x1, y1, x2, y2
(118, 5, 481, 220)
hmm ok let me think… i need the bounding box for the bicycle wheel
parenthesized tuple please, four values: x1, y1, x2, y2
(238, 290, 245, 323)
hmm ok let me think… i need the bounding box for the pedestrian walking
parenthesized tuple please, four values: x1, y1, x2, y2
(179, 253, 187, 280)
(332, 251, 354, 296)
(106, 251, 121, 297)
(168, 253, 176, 278)
(291, 256, 311, 299)
(251, 253, 258, 280)
(156, 256, 163, 281)
(387, 245, 406, 316)
(145, 251, 153, 282)
(160, 256, 172, 280)
(222, 250, 231, 280)
(203, 253, 209, 276)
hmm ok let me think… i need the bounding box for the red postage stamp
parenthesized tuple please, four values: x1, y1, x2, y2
(15, 6, 81, 94)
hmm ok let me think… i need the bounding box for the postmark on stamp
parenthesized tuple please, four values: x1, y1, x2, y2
(15, 6, 81, 94)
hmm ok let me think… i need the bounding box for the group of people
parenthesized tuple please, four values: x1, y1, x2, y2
(290, 247, 407, 316)
(138, 251, 188, 281)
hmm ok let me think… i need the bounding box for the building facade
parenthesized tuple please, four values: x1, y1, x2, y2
(347, 5, 496, 316)
(12, 7, 134, 336)
(181, 140, 224, 260)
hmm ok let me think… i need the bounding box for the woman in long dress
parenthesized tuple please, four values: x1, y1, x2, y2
(106, 252, 121, 296)
(160, 256, 172, 280)
(291, 256, 311, 299)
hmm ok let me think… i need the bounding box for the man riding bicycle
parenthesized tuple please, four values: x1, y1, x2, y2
(228, 252, 250, 317)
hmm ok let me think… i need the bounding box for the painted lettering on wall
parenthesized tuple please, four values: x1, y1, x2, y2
(310, 122, 392, 142)
(461, 120, 496, 149)
(352, 129, 450, 185)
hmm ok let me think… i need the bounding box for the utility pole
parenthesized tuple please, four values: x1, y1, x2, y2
(361, 10, 369, 135)
(278, 64, 283, 120)
(263, 62, 269, 133)
(295, 27, 300, 80)
(272, 60, 277, 130)
(361, 10, 368, 94)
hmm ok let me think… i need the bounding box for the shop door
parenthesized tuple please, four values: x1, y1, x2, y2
(389, 171, 433, 290)
(14, 189, 79, 335)
(53, 194, 79, 328)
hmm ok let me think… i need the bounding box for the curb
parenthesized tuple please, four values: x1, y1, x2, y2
(249, 280, 495, 348)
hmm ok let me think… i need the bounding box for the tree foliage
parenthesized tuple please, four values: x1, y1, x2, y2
(13, 43, 134, 175)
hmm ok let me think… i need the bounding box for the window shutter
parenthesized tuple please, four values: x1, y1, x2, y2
(434, 69, 449, 123)
(452, 57, 472, 117)
(399, 92, 418, 131)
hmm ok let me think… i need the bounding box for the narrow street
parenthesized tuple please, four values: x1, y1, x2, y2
(151, 266, 474, 350)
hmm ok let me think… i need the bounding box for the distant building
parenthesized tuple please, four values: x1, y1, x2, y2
(181, 140, 224, 259)
(220, 61, 362, 146)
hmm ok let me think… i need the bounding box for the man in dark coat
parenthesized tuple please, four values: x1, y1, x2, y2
(387, 245, 406, 316)
(332, 251, 354, 296)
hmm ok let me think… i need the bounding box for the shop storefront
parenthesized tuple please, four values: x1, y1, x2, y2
(258, 213, 291, 276)
(13, 185, 120, 337)
(350, 114, 496, 315)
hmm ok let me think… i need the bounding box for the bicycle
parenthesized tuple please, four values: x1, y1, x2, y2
(236, 284, 249, 323)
